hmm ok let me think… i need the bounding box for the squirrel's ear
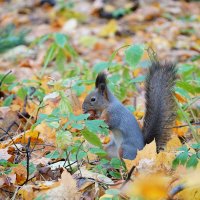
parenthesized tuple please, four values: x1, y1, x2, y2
(95, 72, 107, 88)
(95, 72, 108, 98)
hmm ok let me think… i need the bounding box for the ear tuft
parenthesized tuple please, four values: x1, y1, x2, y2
(95, 72, 107, 88)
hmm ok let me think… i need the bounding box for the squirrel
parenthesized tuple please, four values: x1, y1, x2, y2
(82, 61, 177, 160)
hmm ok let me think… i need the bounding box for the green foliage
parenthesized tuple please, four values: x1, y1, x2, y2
(125, 44, 145, 68)
(35, 33, 77, 76)
(82, 129, 102, 148)
(21, 161, 36, 175)
(173, 144, 200, 169)
(0, 24, 28, 53)
(175, 62, 200, 142)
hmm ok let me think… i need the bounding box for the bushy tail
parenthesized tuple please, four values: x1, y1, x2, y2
(142, 62, 177, 152)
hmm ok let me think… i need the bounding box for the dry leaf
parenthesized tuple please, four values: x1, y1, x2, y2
(124, 140, 157, 171)
(0, 148, 12, 161)
(173, 121, 189, 137)
(123, 173, 171, 200)
(99, 20, 118, 37)
(43, 169, 81, 200)
(12, 164, 27, 185)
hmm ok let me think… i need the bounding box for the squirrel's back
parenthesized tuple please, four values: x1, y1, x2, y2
(143, 62, 177, 152)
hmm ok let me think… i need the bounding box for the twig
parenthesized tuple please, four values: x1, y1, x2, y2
(0, 121, 22, 152)
(165, 121, 200, 129)
(0, 70, 12, 88)
(20, 137, 31, 186)
(76, 141, 84, 177)
(34, 102, 47, 123)
(120, 165, 135, 189)
(63, 151, 73, 172)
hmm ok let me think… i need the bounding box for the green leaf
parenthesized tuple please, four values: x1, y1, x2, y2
(54, 33, 67, 48)
(109, 171, 121, 179)
(72, 84, 85, 96)
(3, 94, 14, 106)
(172, 157, 180, 169)
(17, 87, 27, 99)
(0, 74, 16, 84)
(178, 151, 188, 165)
(93, 62, 109, 74)
(82, 129, 102, 147)
(45, 150, 66, 159)
(175, 87, 190, 99)
(56, 48, 66, 72)
(106, 189, 120, 196)
(71, 123, 84, 130)
(129, 75, 146, 83)
(85, 120, 108, 135)
(21, 161, 36, 175)
(178, 145, 188, 152)
(48, 121, 60, 129)
(69, 113, 90, 121)
(59, 91, 72, 114)
(56, 130, 72, 150)
(41, 43, 57, 77)
(89, 147, 107, 157)
(0, 159, 17, 167)
(191, 143, 200, 150)
(125, 44, 144, 68)
(100, 158, 109, 165)
(110, 158, 122, 169)
(186, 154, 198, 168)
(176, 81, 196, 95)
(65, 43, 77, 57)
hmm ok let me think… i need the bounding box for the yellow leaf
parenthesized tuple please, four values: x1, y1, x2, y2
(124, 173, 171, 200)
(99, 20, 118, 37)
(173, 120, 188, 137)
(155, 152, 175, 170)
(166, 136, 182, 151)
(15, 130, 43, 145)
(175, 92, 187, 103)
(133, 68, 142, 77)
(125, 140, 157, 171)
(18, 185, 34, 200)
(102, 136, 110, 144)
(134, 111, 144, 120)
(35, 122, 56, 144)
(176, 169, 200, 200)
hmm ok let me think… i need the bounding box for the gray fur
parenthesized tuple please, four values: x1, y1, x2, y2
(143, 62, 177, 152)
(105, 90, 144, 159)
(82, 62, 176, 160)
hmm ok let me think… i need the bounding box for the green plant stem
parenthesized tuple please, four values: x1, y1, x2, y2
(176, 99, 200, 142)
(108, 45, 130, 70)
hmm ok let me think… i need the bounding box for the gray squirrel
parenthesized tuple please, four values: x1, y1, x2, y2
(82, 61, 177, 160)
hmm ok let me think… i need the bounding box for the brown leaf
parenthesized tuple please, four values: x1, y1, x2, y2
(41, 169, 81, 200)
(12, 164, 27, 185)
(0, 148, 12, 161)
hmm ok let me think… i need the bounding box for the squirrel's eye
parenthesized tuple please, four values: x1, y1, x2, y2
(91, 97, 96, 102)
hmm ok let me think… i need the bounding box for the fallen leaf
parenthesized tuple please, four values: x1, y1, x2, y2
(99, 20, 118, 37)
(43, 169, 81, 200)
(123, 173, 171, 200)
(12, 164, 27, 185)
(0, 148, 12, 161)
(125, 140, 157, 171)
